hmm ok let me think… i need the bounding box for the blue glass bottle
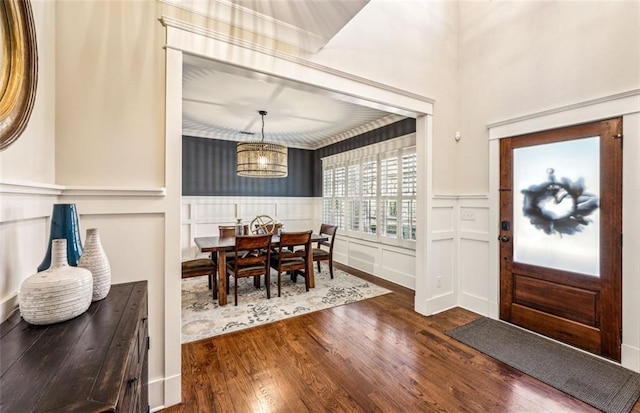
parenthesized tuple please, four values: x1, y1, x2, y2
(37, 204, 83, 271)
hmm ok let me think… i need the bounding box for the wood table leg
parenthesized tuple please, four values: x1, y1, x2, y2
(217, 250, 227, 305)
(306, 247, 315, 288)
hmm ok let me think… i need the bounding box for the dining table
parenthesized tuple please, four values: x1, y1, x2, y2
(194, 232, 328, 306)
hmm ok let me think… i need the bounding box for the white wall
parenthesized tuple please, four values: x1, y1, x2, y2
(0, 0, 57, 317)
(457, 1, 640, 193)
(0, 0, 56, 183)
(54, 0, 165, 186)
(454, 0, 640, 372)
(313, 0, 460, 193)
(5, 1, 638, 411)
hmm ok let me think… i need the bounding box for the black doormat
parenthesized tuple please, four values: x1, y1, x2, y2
(446, 317, 640, 413)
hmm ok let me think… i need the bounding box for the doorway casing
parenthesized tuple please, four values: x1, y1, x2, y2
(161, 17, 435, 407)
(488, 89, 640, 372)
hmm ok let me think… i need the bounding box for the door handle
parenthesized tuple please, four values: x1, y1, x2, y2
(499, 236, 510, 243)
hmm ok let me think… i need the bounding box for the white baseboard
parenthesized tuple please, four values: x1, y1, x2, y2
(1, 293, 18, 322)
(459, 292, 491, 317)
(428, 291, 457, 314)
(622, 344, 640, 373)
(149, 373, 182, 411)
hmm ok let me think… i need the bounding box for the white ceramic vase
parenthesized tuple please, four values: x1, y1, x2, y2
(78, 228, 111, 301)
(19, 239, 93, 325)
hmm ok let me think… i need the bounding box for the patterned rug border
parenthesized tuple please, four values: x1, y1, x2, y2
(182, 267, 391, 343)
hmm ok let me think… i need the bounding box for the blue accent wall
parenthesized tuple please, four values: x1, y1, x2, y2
(182, 118, 416, 197)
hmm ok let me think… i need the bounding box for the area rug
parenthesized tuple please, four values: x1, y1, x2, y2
(182, 267, 391, 343)
(447, 317, 640, 413)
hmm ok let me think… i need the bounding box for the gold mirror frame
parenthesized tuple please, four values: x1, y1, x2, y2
(0, 0, 38, 151)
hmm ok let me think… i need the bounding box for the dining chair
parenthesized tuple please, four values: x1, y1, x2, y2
(270, 230, 312, 296)
(312, 224, 338, 279)
(226, 234, 272, 306)
(216, 224, 252, 294)
(181, 257, 218, 299)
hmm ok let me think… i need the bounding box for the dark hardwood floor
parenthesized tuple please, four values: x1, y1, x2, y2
(163, 265, 640, 412)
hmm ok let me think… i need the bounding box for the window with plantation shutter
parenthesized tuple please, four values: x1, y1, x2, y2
(362, 158, 377, 234)
(380, 151, 398, 238)
(347, 162, 360, 232)
(322, 168, 333, 225)
(401, 148, 417, 240)
(321, 134, 416, 248)
(334, 166, 345, 228)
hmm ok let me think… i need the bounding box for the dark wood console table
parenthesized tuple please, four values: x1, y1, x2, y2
(0, 281, 149, 412)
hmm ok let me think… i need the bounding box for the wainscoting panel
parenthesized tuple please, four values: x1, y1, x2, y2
(335, 235, 416, 289)
(346, 240, 379, 274)
(426, 197, 457, 313)
(238, 202, 278, 222)
(431, 238, 454, 295)
(381, 248, 415, 287)
(432, 205, 455, 234)
(194, 202, 236, 223)
(0, 183, 62, 321)
(458, 196, 491, 316)
(1, 183, 169, 410)
(181, 196, 317, 259)
(0, 216, 51, 320)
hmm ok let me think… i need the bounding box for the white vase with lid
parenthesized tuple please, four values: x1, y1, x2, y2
(19, 238, 93, 325)
(78, 228, 111, 301)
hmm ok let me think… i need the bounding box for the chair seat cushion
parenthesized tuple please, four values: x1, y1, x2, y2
(227, 263, 267, 276)
(312, 248, 330, 258)
(271, 257, 305, 270)
(182, 258, 216, 277)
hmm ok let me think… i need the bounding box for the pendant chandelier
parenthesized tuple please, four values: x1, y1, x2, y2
(237, 110, 288, 178)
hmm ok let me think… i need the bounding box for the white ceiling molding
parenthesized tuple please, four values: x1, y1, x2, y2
(180, 56, 402, 149)
(160, 16, 434, 114)
(321, 133, 416, 165)
(161, 14, 433, 151)
(487, 89, 640, 140)
(159, 0, 369, 54)
(309, 113, 406, 150)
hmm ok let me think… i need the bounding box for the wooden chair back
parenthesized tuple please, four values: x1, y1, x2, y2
(314, 223, 338, 279)
(271, 230, 312, 296)
(226, 233, 273, 306)
(276, 230, 312, 261)
(318, 223, 338, 251)
(232, 234, 272, 269)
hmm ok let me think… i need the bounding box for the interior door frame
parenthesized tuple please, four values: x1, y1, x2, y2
(487, 90, 640, 371)
(499, 118, 622, 360)
(162, 18, 436, 407)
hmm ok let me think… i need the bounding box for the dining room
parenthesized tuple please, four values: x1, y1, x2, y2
(180, 58, 420, 277)
(178, 57, 421, 342)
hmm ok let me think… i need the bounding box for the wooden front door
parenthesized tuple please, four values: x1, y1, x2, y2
(499, 118, 623, 361)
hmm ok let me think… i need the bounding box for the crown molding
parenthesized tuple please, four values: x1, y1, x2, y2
(159, 0, 328, 53)
(488, 89, 640, 139)
(159, 16, 434, 117)
(310, 114, 406, 150)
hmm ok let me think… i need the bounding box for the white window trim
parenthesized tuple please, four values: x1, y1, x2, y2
(322, 133, 417, 250)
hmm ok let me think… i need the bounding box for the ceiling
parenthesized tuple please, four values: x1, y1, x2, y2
(178, 0, 405, 150)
